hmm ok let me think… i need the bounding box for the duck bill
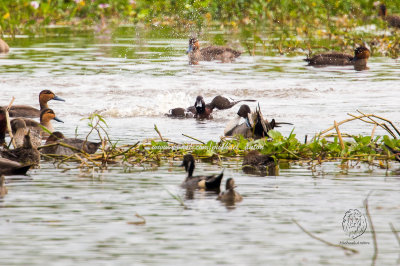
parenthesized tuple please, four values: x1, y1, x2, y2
(53, 95, 65, 102)
(245, 117, 251, 128)
(53, 116, 64, 123)
(186, 45, 193, 54)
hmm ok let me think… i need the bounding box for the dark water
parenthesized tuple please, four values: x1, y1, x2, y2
(0, 26, 400, 265)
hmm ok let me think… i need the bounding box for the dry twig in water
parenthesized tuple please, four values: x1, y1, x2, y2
(292, 219, 358, 255)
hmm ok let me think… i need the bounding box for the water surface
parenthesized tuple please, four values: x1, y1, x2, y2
(0, 27, 400, 265)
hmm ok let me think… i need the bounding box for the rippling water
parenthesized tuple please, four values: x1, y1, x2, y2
(1, 27, 400, 265)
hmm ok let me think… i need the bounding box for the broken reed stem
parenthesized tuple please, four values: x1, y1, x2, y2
(334, 120, 345, 150)
(292, 219, 358, 254)
(317, 112, 398, 140)
(182, 133, 205, 144)
(5, 97, 16, 149)
(371, 124, 377, 139)
(363, 192, 378, 266)
(389, 223, 400, 247)
(357, 110, 396, 139)
(154, 124, 164, 141)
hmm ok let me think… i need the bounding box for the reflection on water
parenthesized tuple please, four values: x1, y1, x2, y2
(0, 27, 400, 265)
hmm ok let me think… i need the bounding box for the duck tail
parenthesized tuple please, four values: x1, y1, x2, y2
(13, 165, 31, 175)
(205, 169, 224, 191)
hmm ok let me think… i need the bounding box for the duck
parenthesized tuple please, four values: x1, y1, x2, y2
(8, 90, 65, 118)
(16, 108, 64, 136)
(0, 107, 6, 145)
(208, 95, 256, 110)
(0, 39, 9, 54)
(11, 118, 41, 148)
(0, 130, 40, 166)
(378, 3, 400, 28)
(193, 95, 213, 119)
(224, 104, 291, 139)
(242, 150, 278, 176)
(181, 154, 224, 192)
(186, 37, 241, 65)
(0, 175, 7, 197)
(41, 131, 102, 155)
(0, 158, 31, 175)
(165, 107, 194, 118)
(304, 46, 370, 70)
(217, 178, 242, 204)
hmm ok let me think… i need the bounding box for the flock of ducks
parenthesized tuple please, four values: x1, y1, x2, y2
(1, 3, 399, 203)
(0, 90, 101, 177)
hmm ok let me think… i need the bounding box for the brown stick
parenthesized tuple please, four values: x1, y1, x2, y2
(371, 124, 377, 139)
(334, 120, 345, 150)
(5, 97, 16, 149)
(154, 124, 164, 141)
(357, 110, 396, 139)
(292, 219, 358, 254)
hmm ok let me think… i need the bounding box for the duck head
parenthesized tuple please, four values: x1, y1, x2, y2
(39, 90, 65, 109)
(186, 38, 200, 54)
(11, 118, 27, 133)
(46, 131, 65, 143)
(353, 46, 370, 60)
(237, 104, 252, 127)
(40, 108, 64, 124)
(195, 96, 206, 115)
(225, 178, 237, 190)
(378, 4, 387, 17)
(181, 154, 195, 177)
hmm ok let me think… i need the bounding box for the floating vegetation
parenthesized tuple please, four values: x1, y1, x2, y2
(22, 111, 399, 174)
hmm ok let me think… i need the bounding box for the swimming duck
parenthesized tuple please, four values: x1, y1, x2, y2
(209, 95, 256, 110)
(16, 108, 64, 135)
(186, 38, 241, 65)
(11, 118, 41, 148)
(41, 131, 102, 155)
(8, 90, 65, 118)
(304, 46, 370, 70)
(217, 178, 242, 204)
(224, 105, 291, 139)
(181, 154, 224, 192)
(0, 175, 7, 197)
(166, 107, 194, 118)
(0, 107, 6, 145)
(0, 130, 40, 166)
(242, 150, 278, 176)
(379, 4, 400, 28)
(0, 158, 31, 175)
(193, 95, 213, 119)
(0, 39, 9, 54)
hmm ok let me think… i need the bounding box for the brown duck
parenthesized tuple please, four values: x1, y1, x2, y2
(181, 154, 224, 192)
(304, 46, 370, 70)
(0, 158, 31, 175)
(186, 38, 241, 65)
(0, 39, 9, 54)
(379, 4, 400, 28)
(0, 130, 40, 166)
(11, 118, 41, 148)
(242, 150, 278, 176)
(17, 108, 64, 136)
(217, 178, 242, 204)
(41, 131, 101, 155)
(8, 90, 65, 118)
